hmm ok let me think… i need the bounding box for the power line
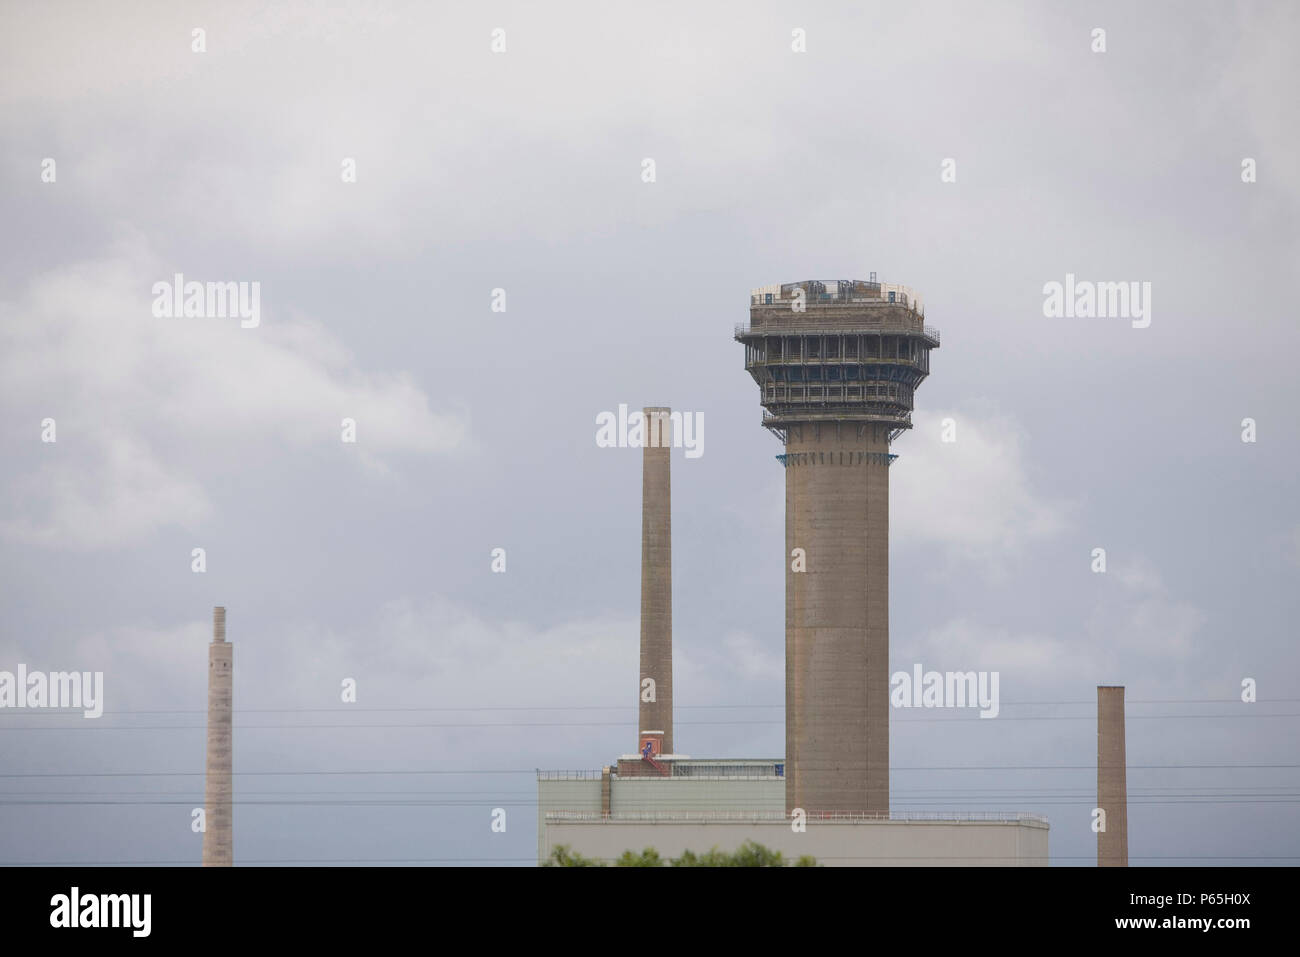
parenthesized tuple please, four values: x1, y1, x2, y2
(2, 713, 1298, 730)
(7, 785, 1298, 796)
(2, 697, 1292, 717)
(3, 797, 1300, 808)
(2, 763, 1297, 779)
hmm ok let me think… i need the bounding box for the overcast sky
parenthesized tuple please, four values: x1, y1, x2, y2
(1, 0, 1296, 867)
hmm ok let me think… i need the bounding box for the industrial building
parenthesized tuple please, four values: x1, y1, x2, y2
(536, 280, 1051, 865)
(537, 760, 1048, 866)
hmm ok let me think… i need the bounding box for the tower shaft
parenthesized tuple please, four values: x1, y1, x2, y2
(785, 424, 891, 813)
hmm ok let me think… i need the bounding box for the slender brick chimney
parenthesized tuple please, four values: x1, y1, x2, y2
(1097, 685, 1128, 866)
(639, 407, 673, 755)
(203, 606, 233, 866)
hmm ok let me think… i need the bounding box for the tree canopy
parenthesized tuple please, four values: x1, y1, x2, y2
(543, 840, 817, 867)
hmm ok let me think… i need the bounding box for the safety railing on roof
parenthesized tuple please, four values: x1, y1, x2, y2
(544, 810, 1049, 825)
(735, 322, 941, 345)
(536, 769, 604, 780)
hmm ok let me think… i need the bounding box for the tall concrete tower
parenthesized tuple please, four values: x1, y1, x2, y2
(203, 606, 233, 866)
(1097, 685, 1129, 866)
(638, 407, 673, 757)
(736, 280, 939, 814)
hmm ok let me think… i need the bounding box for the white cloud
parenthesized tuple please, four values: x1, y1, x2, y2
(903, 617, 1095, 686)
(0, 434, 212, 550)
(0, 2, 1055, 256)
(904, 557, 1207, 694)
(0, 237, 466, 549)
(1089, 557, 1207, 662)
(0, 598, 638, 719)
(1215, 3, 1300, 211)
(892, 406, 1071, 567)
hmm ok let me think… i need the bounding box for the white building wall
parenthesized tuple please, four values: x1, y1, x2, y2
(612, 778, 784, 815)
(537, 779, 601, 862)
(538, 772, 1048, 865)
(542, 819, 1049, 867)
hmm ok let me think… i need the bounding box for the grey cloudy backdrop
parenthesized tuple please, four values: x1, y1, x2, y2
(1, 0, 1296, 866)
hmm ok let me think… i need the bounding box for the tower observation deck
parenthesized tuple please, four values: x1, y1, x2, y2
(736, 279, 940, 440)
(734, 278, 940, 816)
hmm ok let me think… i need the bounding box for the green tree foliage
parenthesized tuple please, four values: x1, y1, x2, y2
(720, 840, 788, 867)
(544, 840, 817, 867)
(614, 847, 665, 867)
(541, 844, 603, 867)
